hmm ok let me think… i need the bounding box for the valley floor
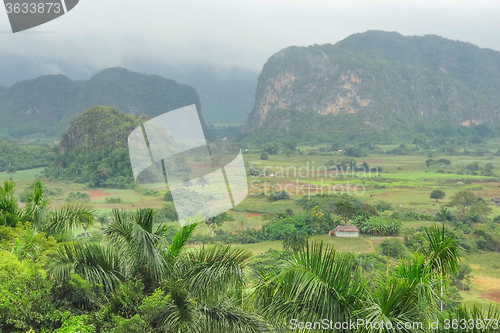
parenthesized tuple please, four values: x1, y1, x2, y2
(4, 146, 500, 308)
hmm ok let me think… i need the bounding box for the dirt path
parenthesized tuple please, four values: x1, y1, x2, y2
(480, 290, 500, 303)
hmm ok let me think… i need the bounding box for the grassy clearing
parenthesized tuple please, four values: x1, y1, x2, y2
(461, 253, 500, 305)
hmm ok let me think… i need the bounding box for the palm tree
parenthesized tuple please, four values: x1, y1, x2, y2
(49, 209, 268, 332)
(421, 223, 462, 311)
(204, 212, 231, 236)
(105, 208, 168, 288)
(252, 240, 364, 329)
(196, 176, 209, 197)
(182, 176, 193, 193)
(0, 179, 96, 241)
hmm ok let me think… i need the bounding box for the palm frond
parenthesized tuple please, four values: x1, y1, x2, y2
(48, 242, 125, 293)
(438, 302, 500, 333)
(423, 223, 462, 276)
(181, 245, 251, 302)
(356, 275, 428, 333)
(166, 222, 197, 264)
(0, 180, 16, 195)
(141, 286, 201, 333)
(253, 240, 364, 325)
(199, 300, 269, 333)
(105, 209, 167, 283)
(134, 208, 155, 233)
(45, 203, 95, 236)
(105, 209, 134, 248)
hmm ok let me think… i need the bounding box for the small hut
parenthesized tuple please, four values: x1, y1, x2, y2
(329, 225, 359, 238)
(491, 197, 500, 206)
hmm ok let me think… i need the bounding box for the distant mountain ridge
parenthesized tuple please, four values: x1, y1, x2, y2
(0, 67, 205, 138)
(242, 31, 500, 138)
(0, 55, 258, 126)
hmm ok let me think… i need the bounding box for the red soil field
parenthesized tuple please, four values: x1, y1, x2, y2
(88, 189, 113, 199)
(245, 213, 262, 218)
(480, 290, 500, 303)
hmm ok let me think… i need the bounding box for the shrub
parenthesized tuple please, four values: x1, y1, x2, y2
(163, 191, 173, 202)
(105, 197, 123, 204)
(54, 316, 96, 333)
(0, 251, 61, 331)
(380, 238, 407, 258)
(375, 200, 393, 212)
(438, 158, 451, 165)
(161, 204, 178, 221)
(268, 189, 290, 201)
(66, 191, 91, 202)
(356, 216, 402, 236)
(430, 189, 446, 202)
(260, 152, 269, 160)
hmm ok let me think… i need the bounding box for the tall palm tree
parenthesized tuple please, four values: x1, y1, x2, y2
(252, 240, 364, 330)
(105, 208, 168, 288)
(422, 223, 462, 311)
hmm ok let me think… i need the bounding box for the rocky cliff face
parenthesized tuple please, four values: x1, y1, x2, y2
(242, 31, 500, 134)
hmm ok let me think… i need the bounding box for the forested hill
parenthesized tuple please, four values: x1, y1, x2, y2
(44, 106, 147, 188)
(0, 85, 5, 101)
(0, 67, 205, 139)
(242, 31, 500, 141)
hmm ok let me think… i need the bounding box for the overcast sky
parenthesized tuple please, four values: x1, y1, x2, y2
(1, 0, 500, 83)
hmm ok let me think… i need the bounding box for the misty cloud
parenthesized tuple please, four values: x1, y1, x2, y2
(0, 0, 500, 84)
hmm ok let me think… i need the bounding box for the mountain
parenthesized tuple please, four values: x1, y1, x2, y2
(44, 106, 147, 188)
(0, 67, 205, 138)
(0, 85, 6, 101)
(0, 55, 258, 126)
(242, 31, 500, 140)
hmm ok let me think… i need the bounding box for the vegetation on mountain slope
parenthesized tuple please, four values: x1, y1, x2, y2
(44, 106, 147, 188)
(0, 140, 55, 173)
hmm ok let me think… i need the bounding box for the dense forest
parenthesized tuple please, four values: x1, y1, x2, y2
(0, 141, 54, 173)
